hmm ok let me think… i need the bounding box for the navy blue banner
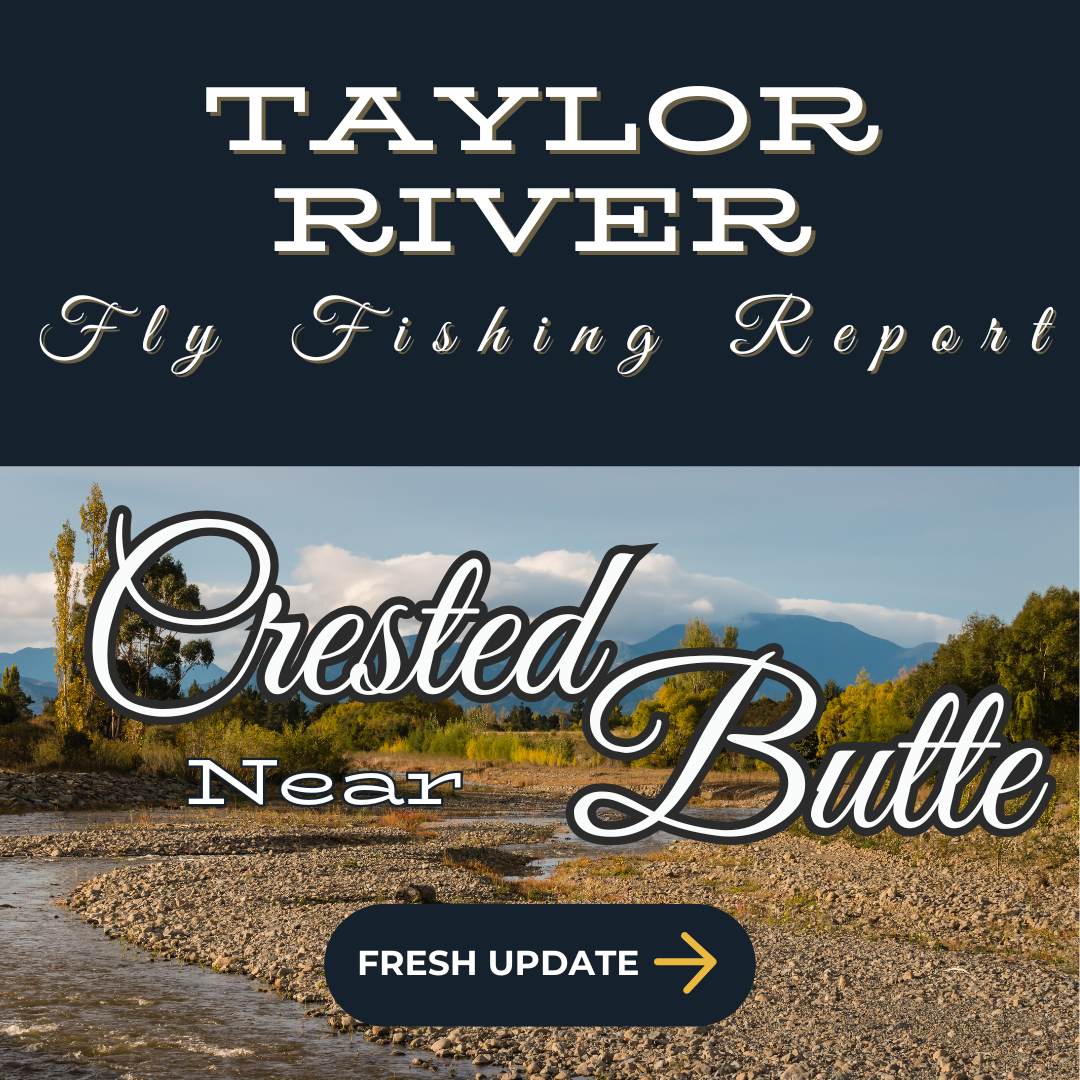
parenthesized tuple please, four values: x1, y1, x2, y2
(324, 903, 756, 1026)
(11, 2, 1070, 463)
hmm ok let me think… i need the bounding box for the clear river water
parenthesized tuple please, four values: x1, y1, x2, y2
(2, 849, 397, 1080)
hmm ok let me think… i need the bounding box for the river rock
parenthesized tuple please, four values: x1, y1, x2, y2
(395, 882, 437, 903)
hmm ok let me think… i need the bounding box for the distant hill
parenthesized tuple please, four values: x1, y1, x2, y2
(629, 613, 938, 686)
(0, 647, 63, 684)
(0, 647, 227, 716)
(0, 613, 941, 717)
(618, 613, 939, 710)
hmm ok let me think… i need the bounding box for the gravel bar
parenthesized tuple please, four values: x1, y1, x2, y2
(12, 807, 1068, 1080)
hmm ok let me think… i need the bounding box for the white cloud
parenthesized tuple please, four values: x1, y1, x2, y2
(602, 552, 779, 642)
(0, 570, 61, 652)
(281, 545, 780, 651)
(287, 547, 458, 613)
(775, 597, 961, 646)
(281, 546, 958, 654)
(1, 550, 960, 666)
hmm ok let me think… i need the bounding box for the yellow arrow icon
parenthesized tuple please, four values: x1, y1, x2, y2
(653, 931, 717, 994)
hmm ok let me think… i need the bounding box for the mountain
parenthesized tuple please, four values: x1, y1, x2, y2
(629, 613, 939, 686)
(0, 648, 228, 716)
(435, 615, 936, 715)
(617, 613, 940, 711)
(0, 614, 941, 718)
(0, 647, 63, 684)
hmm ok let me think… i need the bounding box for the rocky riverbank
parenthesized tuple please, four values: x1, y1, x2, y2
(0, 767, 574, 816)
(5, 816, 555, 860)
(331, 926, 1078, 1080)
(0, 769, 195, 809)
(550, 832, 1079, 966)
(0, 767, 778, 816)
(14, 801, 1069, 1080)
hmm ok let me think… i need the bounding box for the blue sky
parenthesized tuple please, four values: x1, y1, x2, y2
(0, 466, 1075, 657)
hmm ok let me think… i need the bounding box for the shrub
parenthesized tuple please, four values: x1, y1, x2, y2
(0, 720, 49, 768)
(87, 735, 141, 772)
(274, 722, 346, 777)
(312, 696, 464, 753)
(463, 730, 575, 766)
(166, 716, 345, 784)
(31, 731, 66, 768)
(139, 740, 185, 776)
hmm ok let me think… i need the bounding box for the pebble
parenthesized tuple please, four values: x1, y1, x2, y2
(4, 775, 1071, 1080)
(0, 769, 193, 809)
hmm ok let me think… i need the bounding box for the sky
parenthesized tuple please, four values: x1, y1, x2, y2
(0, 466, 1075, 662)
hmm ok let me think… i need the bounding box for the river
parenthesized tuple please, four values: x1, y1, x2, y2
(1, 848, 391, 1080)
(2, 804, 756, 1077)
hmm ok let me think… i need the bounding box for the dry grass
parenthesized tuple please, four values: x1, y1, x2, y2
(352, 751, 485, 780)
(439, 848, 559, 902)
(375, 808, 443, 837)
(354, 747, 777, 802)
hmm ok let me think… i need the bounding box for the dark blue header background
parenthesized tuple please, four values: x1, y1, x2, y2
(11, 2, 1071, 464)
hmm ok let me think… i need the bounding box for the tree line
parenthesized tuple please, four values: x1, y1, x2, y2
(32, 485, 571, 751)
(629, 597, 1077, 770)
(18, 485, 1078, 768)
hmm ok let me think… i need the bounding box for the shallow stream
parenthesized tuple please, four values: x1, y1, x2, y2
(1, 850, 394, 1080)
(1, 803, 758, 1076)
(444, 806, 758, 876)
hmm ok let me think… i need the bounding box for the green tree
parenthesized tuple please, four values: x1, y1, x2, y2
(0, 665, 35, 724)
(266, 694, 310, 732)
(568, 700, 584, 728)
(213, 684, 269, 725)
(671, 617, 739, 694)
(997, 586, 1078, 749)
(789, 676, 841, 767)
(821, 676, 843, 705)
(201, 685, 310, 732)
(901, 590, 1077, 751)
(115, 553, 215, 702)
(504, 702, 560, 731)
(903, 612, 1007, 719)
(505, 702, 534, 731)
(816, 669, 910, 757)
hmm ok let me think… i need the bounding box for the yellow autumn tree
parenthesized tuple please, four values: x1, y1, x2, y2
(624, 618, 741, 767)
(49, 483, 111, 736)
(50, 519, 78, 735)
(815, 668, 911, 758)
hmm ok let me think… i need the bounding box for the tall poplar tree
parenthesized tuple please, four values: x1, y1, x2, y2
(50, 483, 111, 736)
(50, 518, 79, 735)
